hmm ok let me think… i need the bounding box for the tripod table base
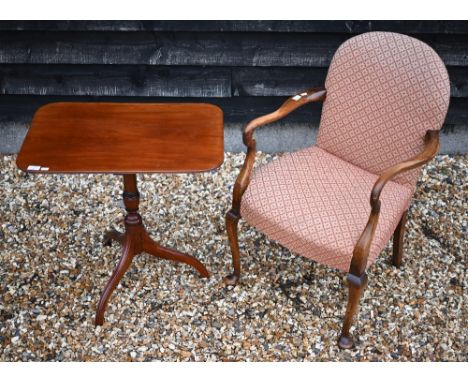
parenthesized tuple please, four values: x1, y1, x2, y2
(95, 174, 209, 326)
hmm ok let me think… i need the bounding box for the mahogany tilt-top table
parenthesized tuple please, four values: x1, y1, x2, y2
(16, 102, 224, 325)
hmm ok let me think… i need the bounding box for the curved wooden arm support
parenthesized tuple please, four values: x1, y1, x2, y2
(229, 88, 327, 214)
(349, 130, 440, 276)
(370, 130, 440, 206)
(242, 88, 327, 146)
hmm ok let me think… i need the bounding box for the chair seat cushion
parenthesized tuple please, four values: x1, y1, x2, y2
(241, 146, 413, 272)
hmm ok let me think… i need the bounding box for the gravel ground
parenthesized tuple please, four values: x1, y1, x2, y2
(0, 153, 466, 361)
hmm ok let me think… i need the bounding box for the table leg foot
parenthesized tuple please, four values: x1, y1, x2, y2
(95, 237, 135, 326)
(103, 229, 124, 246)
(142, 233, 209, 278)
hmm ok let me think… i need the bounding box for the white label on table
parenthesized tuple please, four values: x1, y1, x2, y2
(292, 95, 302, 101)
(40, 167, 49, 171)
(300, 92, 308, 96)
(27, 165, 41, 171)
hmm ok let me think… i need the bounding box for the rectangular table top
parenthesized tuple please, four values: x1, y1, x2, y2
(16, 102, 224, 174)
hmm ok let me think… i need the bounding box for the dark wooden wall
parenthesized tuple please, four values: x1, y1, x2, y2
(1, 21, 467, 153)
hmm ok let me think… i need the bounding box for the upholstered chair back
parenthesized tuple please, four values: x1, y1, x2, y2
(317, 32, 450, 188)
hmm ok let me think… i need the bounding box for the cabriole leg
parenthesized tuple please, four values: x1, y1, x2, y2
(338, 272, 368, 349)
(225, 209, 241, 285)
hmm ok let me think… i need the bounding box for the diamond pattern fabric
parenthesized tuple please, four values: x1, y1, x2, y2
(241, 147, 413, 272)
(240, 32, 450, 272)
(317, 32, 450, 188)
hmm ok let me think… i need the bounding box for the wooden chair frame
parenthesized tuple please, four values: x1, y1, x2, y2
(225, 88, 440, 349)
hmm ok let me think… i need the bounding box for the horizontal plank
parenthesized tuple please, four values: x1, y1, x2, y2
(233, 67, 468, 98)
(1, 65, 467, 98)
(1, 21, 468, 34)
(0, 95, 467, 126)
(0, 31, 340, 67)
(233, 67, 327, 96)
(0, 65, 230, 97)
(1, 32, 467, 67)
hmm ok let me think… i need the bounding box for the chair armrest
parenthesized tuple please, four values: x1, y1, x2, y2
(349, 130, 440, 276)
(229, 88, 327, 215)
(243, 88, 327, 147)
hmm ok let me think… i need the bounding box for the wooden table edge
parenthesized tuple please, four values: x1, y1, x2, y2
(31, 101, 224, 119)
(16, 157, 225, 175)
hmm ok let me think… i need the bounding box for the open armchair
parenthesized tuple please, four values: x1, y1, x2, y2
(224, 32, 450, 348)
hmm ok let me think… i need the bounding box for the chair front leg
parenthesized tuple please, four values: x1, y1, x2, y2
(225, 209, 241, 285)
(338, 272, 368, 349)
(224, 144, 256, 286)
(223, 89, 327, 286)
(392, 210, 408, 268)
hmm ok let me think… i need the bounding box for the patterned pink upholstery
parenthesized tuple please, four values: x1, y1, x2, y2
(241, 147, 413, 272)
(240, 32, 450, 272)
(317, 32, 450, 188)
